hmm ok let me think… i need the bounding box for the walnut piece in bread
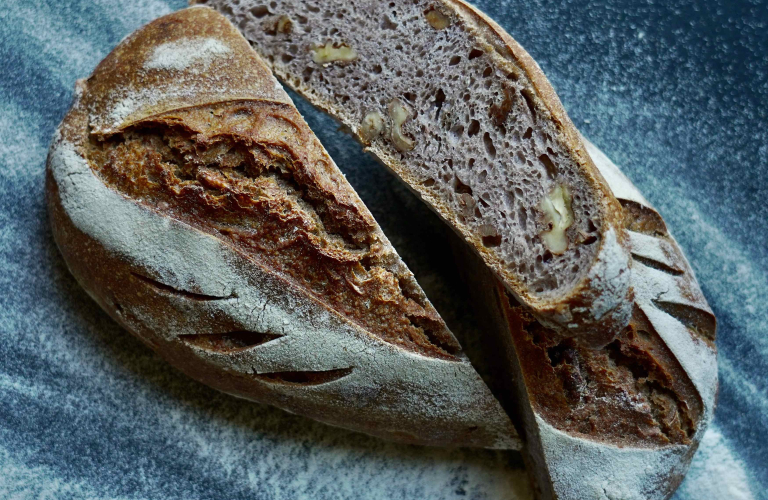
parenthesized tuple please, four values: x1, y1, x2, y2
(454, 138, 717, 500)
(46, 6, 519, 450)
(194, 0, 634, 347)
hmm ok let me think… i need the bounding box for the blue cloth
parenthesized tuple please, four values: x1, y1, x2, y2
(0, 0, 765, 498)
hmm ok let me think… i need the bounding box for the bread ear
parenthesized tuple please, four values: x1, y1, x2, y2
(47, 6, 520, 450)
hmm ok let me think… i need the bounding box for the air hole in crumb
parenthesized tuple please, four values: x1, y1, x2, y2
(539, 154, 557, 178)
(250, 5, 270, 17)
(521, 88, 537, 119)
(469, 48, 483, 59)
(454, 176, 473, 195)
(482, 66, 492, 78)
(482, 234, 502, 247)
(483, 132, 496, 158)
(373, 64, 383, 74)
(281, 53, 294, 63)
(449, 55, 461, 65)
(583, 235, 598, 245)
(422, 178, 436, 187)
(434, 88, 446, 119)
(382, 14, 398, 29)
(467, 119, 480, 137)
(523, 127, 533, 139)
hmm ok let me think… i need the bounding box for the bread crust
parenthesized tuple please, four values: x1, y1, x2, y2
(46, 6, 519, 449)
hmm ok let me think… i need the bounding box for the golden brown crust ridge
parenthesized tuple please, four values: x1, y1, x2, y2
(84, 101, 458, 358)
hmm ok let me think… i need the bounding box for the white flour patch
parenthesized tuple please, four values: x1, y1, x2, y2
(144, 37, 232, 71)
(0, 100, 45, 186)
(677, 425, 756, 500)
(0, 439, 129, 500)
(1, 1, 101, 89)
(89, 0, 172, 32)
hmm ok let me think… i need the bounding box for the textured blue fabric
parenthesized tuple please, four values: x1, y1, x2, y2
(0, 0, 765, 498)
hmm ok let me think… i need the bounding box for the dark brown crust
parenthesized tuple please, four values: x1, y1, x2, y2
(501, 293, 702, 447)
(86, 101, 458, 359)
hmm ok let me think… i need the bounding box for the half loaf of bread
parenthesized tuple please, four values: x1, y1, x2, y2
(195, 0, 635, 346)
(45, 6, 519, 449)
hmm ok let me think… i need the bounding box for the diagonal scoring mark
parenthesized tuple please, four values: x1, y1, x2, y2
(632, 253, 685, 276)
(652, 299, 717, 343)
(131, 272, 235, 301)
(619, 199, 668, 235)
(179, 331, 282, 353)
(252, 367, 354, 386)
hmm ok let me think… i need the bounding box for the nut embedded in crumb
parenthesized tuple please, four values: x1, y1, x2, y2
(424, 7, 451, 30)
(388, 99, 415, 151)
(360, 111, 385, 142)
(539, 185, 574, 254)
(311, 41, 358, 64)
(276, 15, 293, 34)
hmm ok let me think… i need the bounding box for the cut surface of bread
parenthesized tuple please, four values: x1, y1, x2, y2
(46, 6, 519, 449)
(196, 0, 634, 345)
(455, 139, 717, 499)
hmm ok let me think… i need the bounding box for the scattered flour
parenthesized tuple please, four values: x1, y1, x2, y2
(677, 425, 756, 500)
(144, 37, 232, 71)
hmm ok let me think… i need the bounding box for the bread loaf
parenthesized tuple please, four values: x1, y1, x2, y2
(194, 1, 717, 495)
(46, 6, 519, 449)
(455, 138, 717, 499)
(194, 0, 635, 346)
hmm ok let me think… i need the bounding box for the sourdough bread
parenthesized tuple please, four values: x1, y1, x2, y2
(195, 0, 634, 346)
(455, 139, 717, 499)
(46, 6, 519, 449)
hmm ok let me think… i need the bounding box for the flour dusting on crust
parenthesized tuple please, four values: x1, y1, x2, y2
(144, 37, 231, 71)
(48, 133, 518, 450)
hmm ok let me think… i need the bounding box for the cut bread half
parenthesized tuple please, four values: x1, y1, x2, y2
(195, 0, 634, 346)
(46, 6, 519, 449)
(454, 138, 717, 499)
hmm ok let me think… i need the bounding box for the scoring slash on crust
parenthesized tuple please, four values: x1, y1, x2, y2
(46, 6, 519, 450)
